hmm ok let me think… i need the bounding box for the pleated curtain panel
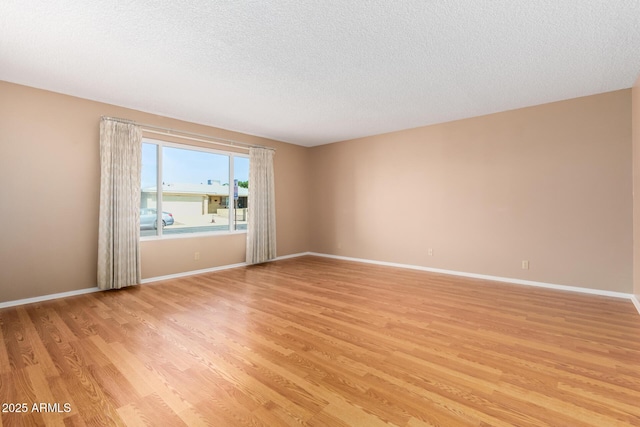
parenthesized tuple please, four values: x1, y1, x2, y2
(97, 118, 142, 290)
(246, 147, 277, 264)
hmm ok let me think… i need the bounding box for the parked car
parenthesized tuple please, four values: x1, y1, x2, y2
(140, 208, 174, 229)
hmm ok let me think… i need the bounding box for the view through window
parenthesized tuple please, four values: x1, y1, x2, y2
(140, 140, 249, 237)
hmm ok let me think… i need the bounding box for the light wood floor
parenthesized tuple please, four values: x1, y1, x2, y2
(1, 256, 639, 426)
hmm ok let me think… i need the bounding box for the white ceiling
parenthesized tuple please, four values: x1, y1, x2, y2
(1, 1, 640, 147)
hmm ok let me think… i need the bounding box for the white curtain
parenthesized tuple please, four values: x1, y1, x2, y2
(246, 147, 277, 264)
(97, 118, 142, 289)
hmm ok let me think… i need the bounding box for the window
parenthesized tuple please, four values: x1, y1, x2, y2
(140, 139, 249, 238)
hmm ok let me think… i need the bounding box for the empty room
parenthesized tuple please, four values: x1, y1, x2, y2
(1, 1, 640, 426)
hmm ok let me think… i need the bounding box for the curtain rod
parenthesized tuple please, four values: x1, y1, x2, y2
(100, 116, 275, 151)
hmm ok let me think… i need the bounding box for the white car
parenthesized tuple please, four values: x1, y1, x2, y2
(140, 208, 174, 229)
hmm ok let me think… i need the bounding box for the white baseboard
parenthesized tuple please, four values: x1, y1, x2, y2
(141, 262, 248, 284)
(273, 252, 313, 261)
(141, 252, 310, 284)
(0, 287, 100, 309)
(0, 253, 311, 309)
(307, 252, 634, 301)
(632, 295, 640, 315)
(3, 252, 636, 315)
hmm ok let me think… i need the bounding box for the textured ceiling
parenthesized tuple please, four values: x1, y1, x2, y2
(1, 1, 640, 147)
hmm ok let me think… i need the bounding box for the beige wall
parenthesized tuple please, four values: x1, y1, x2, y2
(633, 73, 640, 299)
(309, 90, 633, 293)
(0, 80, 634, 302)
(0, 81, 310, 302)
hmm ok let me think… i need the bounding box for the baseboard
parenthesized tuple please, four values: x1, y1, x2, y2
(141, 252, 310, 284)
(632, 295, 640, 315)
(4, 252, 634, 314)
(273, 252, 313, 261)
(141, 262, 248, 284)
(307, 252, 634, 301)
(0, 253, 311, 309)
(0, 287, 100, 309)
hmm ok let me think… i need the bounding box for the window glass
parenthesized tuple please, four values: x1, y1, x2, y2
(234, 156, 249, 231)
(162, 146, 229, 235)
(140, 139, 249, 238)
(140, 143, 158, 237)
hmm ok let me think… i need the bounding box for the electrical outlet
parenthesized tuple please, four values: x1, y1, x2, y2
(428, 248, 433, 256)
(522, 260, 529, 270)
(194, 252, 200, 260)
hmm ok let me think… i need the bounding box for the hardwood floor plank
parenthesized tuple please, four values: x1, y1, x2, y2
(1, 309, 32, 371)
(251, 400, 298, 427)
(122, 393, 188, 427)
(86, 364, 141, 409)
(25, 364, 68, 425)
(1, 369, 43, 426)
(0, 314, 11, 376)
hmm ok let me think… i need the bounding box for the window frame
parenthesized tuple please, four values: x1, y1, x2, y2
(140, 137, 249, 240)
